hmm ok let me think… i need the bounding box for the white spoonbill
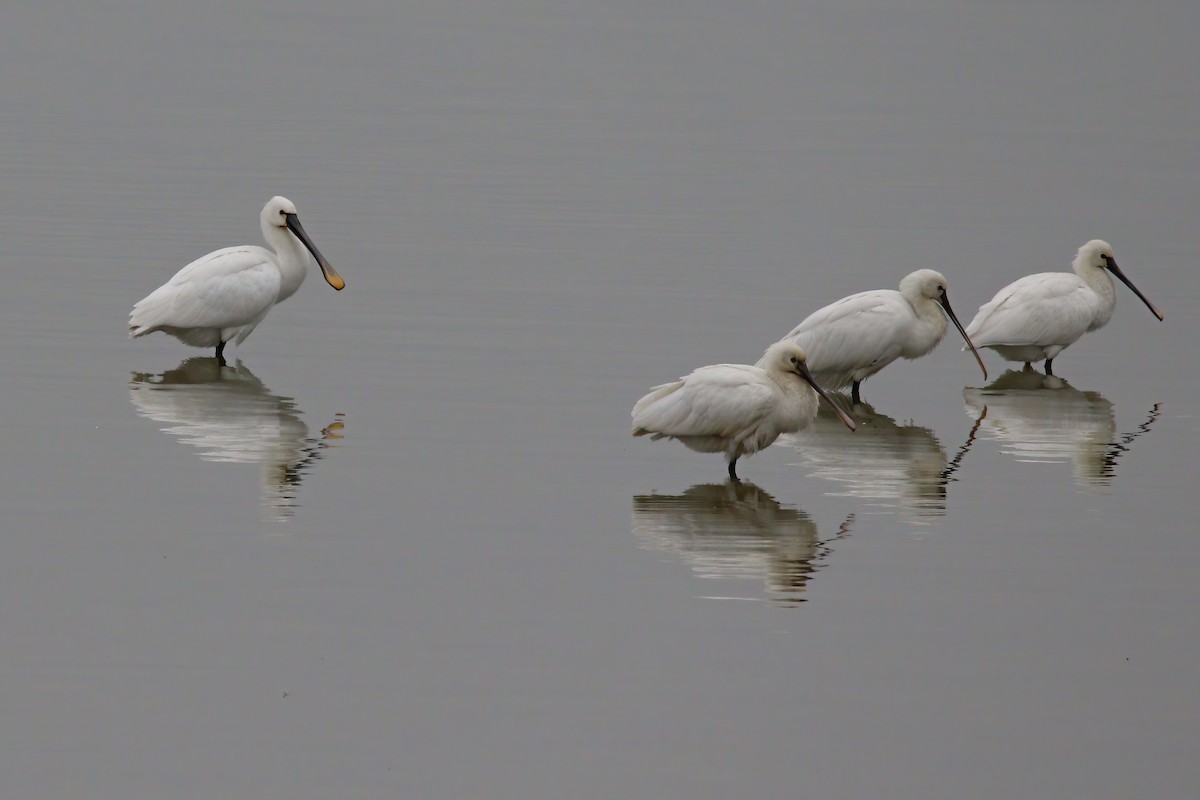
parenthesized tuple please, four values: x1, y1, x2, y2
(963, 240, 1163, 376)
(633, 340, 856, 480)
(762, 270, 987, 405)
(129, 196, 345, 364)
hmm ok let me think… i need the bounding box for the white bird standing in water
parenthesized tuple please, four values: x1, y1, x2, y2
(964, 240, 1163, 376)
(129, 196, 345, 364)
(633, 340, 856, 480)
(763, 270, 987, 405)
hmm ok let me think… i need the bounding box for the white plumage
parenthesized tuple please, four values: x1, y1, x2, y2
(964, 240, 1163, 376)
(129, 196, 345, 363)
(632, 340, 856, 479)
(763, 270, 986, 404)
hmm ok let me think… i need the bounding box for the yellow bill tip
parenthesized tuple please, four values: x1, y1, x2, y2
(324, 269, 346, 291)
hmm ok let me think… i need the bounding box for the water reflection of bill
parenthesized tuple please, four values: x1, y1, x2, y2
(632, 481, 853, 606)
(129, 358, 344, 520)
(780, 399, 977, 521)
(963, 369, 1161, 487)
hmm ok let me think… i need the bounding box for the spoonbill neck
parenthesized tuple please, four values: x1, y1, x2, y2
(917, 295, 950, 328)
(1076, 261, 1117, 305)
(900, 295, 949, 357)
(264, 224, 310, 302)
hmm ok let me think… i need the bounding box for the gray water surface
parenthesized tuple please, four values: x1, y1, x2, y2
(2, 1, 1198, 798)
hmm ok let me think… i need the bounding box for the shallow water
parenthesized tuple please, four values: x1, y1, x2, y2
(3, 1, 1199, 797)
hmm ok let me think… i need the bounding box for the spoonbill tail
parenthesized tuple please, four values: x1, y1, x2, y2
(129, 196, 345, 364)
(964, 240, 1163, 376)
(763, 270, 987, 405)
(633, 340, 856, 480)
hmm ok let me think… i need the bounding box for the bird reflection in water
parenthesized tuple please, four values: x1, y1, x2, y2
(129, 358, 344, 520)
(779, 399, 980, 521)
(963, 369, 1161, 487)
(632, 481, 853, 606)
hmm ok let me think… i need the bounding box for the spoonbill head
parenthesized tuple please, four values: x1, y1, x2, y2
(129, 196, 345, 364)
(633, 340, 856, 480)
(766, 269, 986, 405)
(964, 240, 1163, 376)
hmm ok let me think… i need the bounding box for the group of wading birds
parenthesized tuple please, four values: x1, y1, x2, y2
(129, 196, 1165, 480)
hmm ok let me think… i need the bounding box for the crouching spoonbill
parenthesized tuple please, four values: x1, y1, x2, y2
(763, 270, 987, 405)
(129, 196, 345, 364)
(964, 240, 1163, 376)
(633, 340, 856, 480)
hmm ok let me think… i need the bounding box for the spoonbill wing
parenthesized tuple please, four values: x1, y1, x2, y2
(966, 273, 1097, 347)
(130, 247, 281, 334)
(781, 291, 908, 383)
(633, 365, 775, 438)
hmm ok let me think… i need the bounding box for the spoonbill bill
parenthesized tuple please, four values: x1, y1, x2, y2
(963, 240, 1163, 376)
(763, 270, 987, 405)
(129, 196, 345, 364)
(633, 340, 856, 480)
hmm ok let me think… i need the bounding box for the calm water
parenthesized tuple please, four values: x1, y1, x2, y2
(3, 1, 1199, 797)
